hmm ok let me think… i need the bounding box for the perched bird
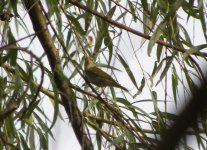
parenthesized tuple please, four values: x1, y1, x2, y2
(84, 56, 128, 91)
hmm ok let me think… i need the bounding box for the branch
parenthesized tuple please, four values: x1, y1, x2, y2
(68, 0, 207, 57)
(23, 0, 93, 149)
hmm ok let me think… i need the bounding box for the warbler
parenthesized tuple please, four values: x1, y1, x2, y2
(84, 56, 128, 91)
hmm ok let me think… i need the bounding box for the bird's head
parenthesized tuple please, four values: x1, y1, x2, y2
(84, 56, 96, 69)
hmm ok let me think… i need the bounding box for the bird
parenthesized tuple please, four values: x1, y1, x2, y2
(84, 56, 128, 91)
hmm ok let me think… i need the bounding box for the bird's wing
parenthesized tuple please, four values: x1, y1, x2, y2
(88, 67, 115, 81)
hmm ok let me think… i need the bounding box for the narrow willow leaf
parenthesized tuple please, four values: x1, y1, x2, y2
(128, 1, 137, 21)
(151, 91, 164, 126)
(7, 27, 17, 66)
(178, 22, 192, 45)
(14, 65, 22, 95)
(38, 128, 48, 149)
(104, 34, 113, 64)
(107, 6, 116, 18)
(93, 20, 108, 55)
(68, 58, 84, 80)
(143, 13, 153, 35)
(19, 133, 30, 150)
(150, 57, 168, 82)
(157, 41, 163, 62)
(133, 77, 145, 98)
(184, 70, 196, 93)
(108, 134, 125, 147)
(96, 131, 102, 150)
(85, 0, 93, 31)
(66, 29, 72, 50)
(67, 15, 85, 36)
(99, 0, 107, 13)
(172, 70, 178, 106)
(118, 54, 138, 89)
(183, 44, 207, 59)
(199, 4, 207, 41)
(182, 1, 200, 19)
(23, 100, 40, 118)
(116, 97, 137, 117)
(124, 129, 136, 143)
(0, 77, 7, 99)
(29, 127, 35, 150)
(148, 21, 166, 56)
(156, 56, 173, 86)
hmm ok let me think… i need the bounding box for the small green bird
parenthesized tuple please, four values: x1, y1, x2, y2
(84, 56, 128, 91)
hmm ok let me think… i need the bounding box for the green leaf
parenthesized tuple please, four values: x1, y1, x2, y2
(172, 69, 178, 106)
(148, 21, 166, 56)
(184, 70, 196, 93)
(116, 97, 137, 117)
(156, 56, 173, 86)
(23, 100, 40, 118)
(48, 75, 61, 131)
(134, 77, 145, 97)
(183, 44, 207, 59)
(157, 40, 163, 62)
(85, 0, 93, 31)
(19, 133, 30, 150)
(128, 1, 137, 21)
(118, 54, 138, 89)
(93, 19, 108, 55)
(108, 134, 125, 147)
(7, 27, 17, 66)
(104, 34, 113, 64)
(198, 4, 207, 41)
(143, 13, 153, 35)
(67, 15, 85, 35)
(107, 6, 116, 18)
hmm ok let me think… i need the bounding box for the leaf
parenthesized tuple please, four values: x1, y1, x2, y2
(93, 19, 108, 55)
(67, 15, 85, 35)
(178, 22, 192, 45)
(184, 70, 196, 94)
(19, 133, 30, 150)
(133, 77, 145, 98)
(7, 27, 17, 66)
(143, 13, 153, 35)
(65, 29, 72, 50)
(107, 6, 116, 18)
(23, 100, 40, 118)
(116, 97, 137, 117)
(108, 134, 125, 147)
(156, 40, 163, 62)
(128, 1, 137, 21)
(85, 0, 93, 31)
(148, 21, 166, 56)
(151, 91, 164, 126)
(172, 69, 178, 106)
(198, 4, 207, 41)
(104, 33, 113, 64)
(156, 56, 173, 86)
(124, 129, 136, 143)
(182, 1, 200, 19)
(118, 54, 138, 89)
(183, 44, 207, 59)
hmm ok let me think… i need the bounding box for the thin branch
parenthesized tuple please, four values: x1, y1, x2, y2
(68, 0, 207, 57)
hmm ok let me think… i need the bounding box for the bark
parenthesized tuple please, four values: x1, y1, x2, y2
(23, 0, 93, 149)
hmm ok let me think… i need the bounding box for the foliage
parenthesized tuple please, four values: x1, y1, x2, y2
(0, 0, 207, 149)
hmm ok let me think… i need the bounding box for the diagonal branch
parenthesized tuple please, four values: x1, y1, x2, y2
(68, 0, 207, 57)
